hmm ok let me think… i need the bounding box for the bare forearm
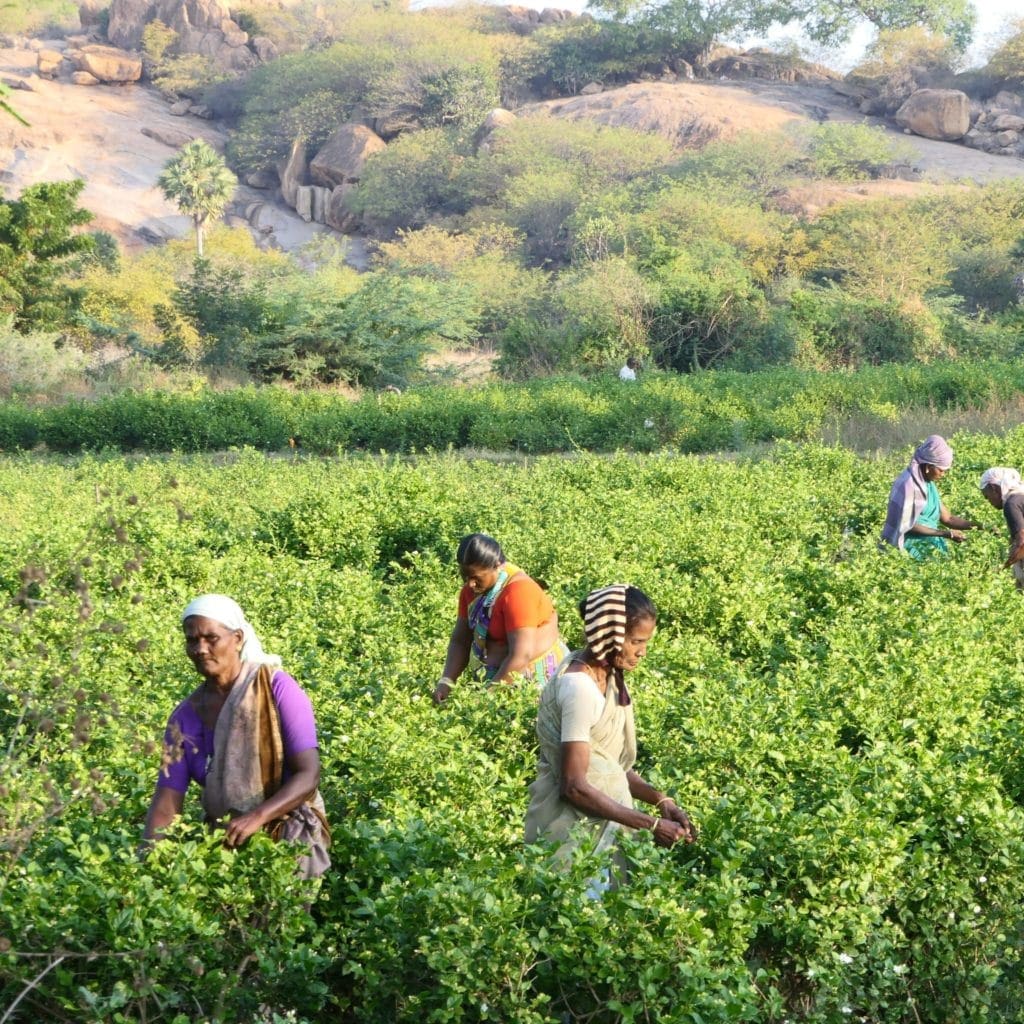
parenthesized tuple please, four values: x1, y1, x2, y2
(626, 770, 667, 807)
(442, 641, 470, 682)
(248, 769, 319, 827)
(143, 787, 184, 842)
(561, 778, 655, 831)
(941, 513, 978, 530)
(908, 523, 950, 537)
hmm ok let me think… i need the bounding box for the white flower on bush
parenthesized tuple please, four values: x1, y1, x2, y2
(841, 1007, 852, 1015)
(979, 875, 987, 884)
(892, 963, 908, 976)
(956, 815, 965, 824)
(644, 419, 654, 428)
(973, 905, 982, 915)
(837, 952, 854, 964)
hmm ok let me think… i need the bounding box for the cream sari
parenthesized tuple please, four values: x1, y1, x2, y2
(524, 653, 636, 862)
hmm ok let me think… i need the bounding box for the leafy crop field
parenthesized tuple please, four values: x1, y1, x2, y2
(3, 360, 1024, 456)
(4, 437, 1024, 1022)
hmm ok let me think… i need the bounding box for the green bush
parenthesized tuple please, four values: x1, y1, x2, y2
(949, 249, 1023, 314)
(796, 122, 918, 181)
(6, 361, 1024, 455)
(787, 287, 948, 368)
(0, 317, 89, 401)
(227, 8, 503, 175)
(348, 128, 470, 230)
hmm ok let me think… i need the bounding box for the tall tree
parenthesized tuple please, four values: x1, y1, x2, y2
(587, 0, 796, 64)
(586, 0, 976, 62)
(157, 140, 237, 258)
(0, 180, 95, 332)
(796, 0, 977, 51)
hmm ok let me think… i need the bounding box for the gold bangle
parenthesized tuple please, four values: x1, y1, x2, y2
(655, 796, 674, 810)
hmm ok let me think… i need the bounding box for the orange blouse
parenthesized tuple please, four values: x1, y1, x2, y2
(457, 575, 555, 642)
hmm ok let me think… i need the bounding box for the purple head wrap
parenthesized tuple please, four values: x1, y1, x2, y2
(913, 435, 953, 471)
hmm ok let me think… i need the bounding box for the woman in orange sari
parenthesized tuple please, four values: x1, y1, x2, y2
(432, 534, 568, 704)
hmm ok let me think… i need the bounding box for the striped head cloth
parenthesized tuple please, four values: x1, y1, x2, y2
(583, 584, 628, 663)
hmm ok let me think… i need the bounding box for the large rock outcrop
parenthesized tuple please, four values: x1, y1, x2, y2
(273, 126, 385, 233)
(489, 5, 582, 35)
(707, 49, 838, 85)
(107, 0, 256, 71)
(517, 81, 808, 150)
(309, 123, 386, 189)
(75, 44, 143, 82)
(277, 137, 309, 209)
(964, 88, 1024, 157)
(894, 88, 970, 142)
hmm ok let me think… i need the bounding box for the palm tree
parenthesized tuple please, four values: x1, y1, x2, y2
(157, 140, 237, 257)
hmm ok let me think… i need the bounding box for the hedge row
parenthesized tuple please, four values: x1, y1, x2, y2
(3, 360, 1022, 454)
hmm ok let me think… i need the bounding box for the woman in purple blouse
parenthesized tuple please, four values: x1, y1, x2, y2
(143, 594, 330, 877)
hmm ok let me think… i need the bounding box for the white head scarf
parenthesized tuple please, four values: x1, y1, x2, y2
(180, 594, 282, 667)
(979, 467, 1024, 502)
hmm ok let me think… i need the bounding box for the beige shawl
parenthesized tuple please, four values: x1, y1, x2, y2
(524, 653, 637, 862)
(202, 662, 330, 879)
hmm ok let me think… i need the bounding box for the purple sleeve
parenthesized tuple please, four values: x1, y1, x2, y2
(271, 670, 319, 756)
(157, 700, 203, 793)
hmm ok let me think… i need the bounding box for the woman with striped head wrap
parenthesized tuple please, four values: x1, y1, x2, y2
(980, 467, 1024, 587)
(524, 584, 696, 879)
(880, 434, 983, 559)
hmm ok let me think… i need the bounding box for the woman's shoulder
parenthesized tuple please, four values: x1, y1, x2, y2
(168, 688, 203, 729)
(499, 573, 547, 602)
(270, 668, 308, 699)
(555, 668, 603, 701)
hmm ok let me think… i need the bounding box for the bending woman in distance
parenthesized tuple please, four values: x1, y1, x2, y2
(433, 533, 568, 703)
(525, 584, 696, 881)
(880, 434, 983, 558)
(144, 594, 330, 878)
(980, 467, 1024, 588)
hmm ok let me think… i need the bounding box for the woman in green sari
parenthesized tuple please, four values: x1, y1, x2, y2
(525, 584, 696, 875)
(880, 434, 983, 559)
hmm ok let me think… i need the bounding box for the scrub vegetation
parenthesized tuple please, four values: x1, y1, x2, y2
(3, 2, 1024, 391)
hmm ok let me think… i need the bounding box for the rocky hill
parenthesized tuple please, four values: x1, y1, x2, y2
(3, 28, 1024, 256)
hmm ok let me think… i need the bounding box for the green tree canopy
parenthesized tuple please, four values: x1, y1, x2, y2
(0, 180, 95, 332)
(157, 140, 237, 257)
(586, 0, 976, 61)
(795, 0, 977, 51)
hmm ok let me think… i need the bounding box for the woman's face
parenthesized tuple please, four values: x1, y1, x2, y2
(612, 616, 655, 672)
(983, 482, 1004, 509)
(460, 562, 501, 597)
(183, 615, 243, 681)
(921, 463, 947, 483)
